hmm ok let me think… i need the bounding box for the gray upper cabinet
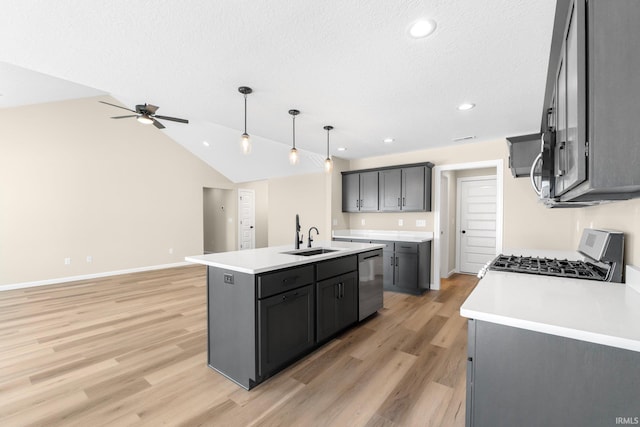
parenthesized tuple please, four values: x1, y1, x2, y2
(378, 169, 402, 211)
(344, 162, 433, 213)
(541, 0, 640, 203)
(342, 171, 379, 212)
(379, 165, 430, 212)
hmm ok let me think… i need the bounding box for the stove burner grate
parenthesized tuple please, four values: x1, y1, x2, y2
(489, 255, 608, 281)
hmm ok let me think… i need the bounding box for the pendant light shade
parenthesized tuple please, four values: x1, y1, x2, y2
(238, 86, 253, 154)
(288, 109, 300, 165)
(323, 125, 333, 173)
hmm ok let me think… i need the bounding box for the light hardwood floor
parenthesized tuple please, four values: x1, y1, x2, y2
(0, 266, 477, 426)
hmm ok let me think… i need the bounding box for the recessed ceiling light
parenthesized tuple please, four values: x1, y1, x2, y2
(457, 103, 476, 111)
(383, 138, 395, 144)
(337, 147, 347, 152)
(409, 19, 437, 39)
(202, 141, 210, 147)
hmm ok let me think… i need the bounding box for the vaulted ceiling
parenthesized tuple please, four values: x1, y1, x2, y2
(0, 1, 556, 182)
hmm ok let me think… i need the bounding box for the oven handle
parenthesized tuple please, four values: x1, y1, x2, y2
(530, 152, 543, 197)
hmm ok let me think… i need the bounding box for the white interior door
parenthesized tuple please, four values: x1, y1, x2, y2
(457, 177, 497, 274)
(237, 189, 255, 250)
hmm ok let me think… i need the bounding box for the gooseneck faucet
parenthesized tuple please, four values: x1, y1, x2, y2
(308, 227, 319, 248)
(295, 214, 303, 249)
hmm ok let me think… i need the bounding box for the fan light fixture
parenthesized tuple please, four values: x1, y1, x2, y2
(288, 109, 300, 165)
(238, 86, 253, 154)
(409, 19, 437, 39)
(324, 125, 334, 173)
(137, 114, 154, 125)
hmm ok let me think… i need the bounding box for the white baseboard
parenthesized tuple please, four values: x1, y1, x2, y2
(0, 262, 191, 292)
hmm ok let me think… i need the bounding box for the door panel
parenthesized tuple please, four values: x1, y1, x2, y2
(359, 171, 379, 211)
(402, 166, 425, 211)
(238, 189, 255, 250)
(379, 169, 402, 211)
(342, 174, 360, 212)
(459, 178, 497, 274)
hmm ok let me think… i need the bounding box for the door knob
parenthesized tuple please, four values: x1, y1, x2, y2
(462, 230, 466, 234)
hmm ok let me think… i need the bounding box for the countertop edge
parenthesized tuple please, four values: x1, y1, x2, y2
(460, 307, 640, 353)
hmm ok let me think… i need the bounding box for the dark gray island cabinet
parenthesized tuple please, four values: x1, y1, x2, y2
(197, 245, 379, 390)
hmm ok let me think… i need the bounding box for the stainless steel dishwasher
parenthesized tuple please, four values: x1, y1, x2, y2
(358, 249, 383, 320)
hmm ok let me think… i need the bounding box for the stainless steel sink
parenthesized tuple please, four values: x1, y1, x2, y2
(281, 248, 339, 256)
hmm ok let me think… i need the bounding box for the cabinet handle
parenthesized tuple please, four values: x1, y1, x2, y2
(395, 256, 398, 267)
(360, 199, 363, 208)
(356, 199, 359, 208)
(282, 295, 287, 301)
(398, 197, 401, 207)
(402, 197, 405, 206)
(390, 256, 394, 266)
(282, 276, 298, 286)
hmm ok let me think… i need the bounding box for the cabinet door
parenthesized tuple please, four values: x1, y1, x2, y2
(378, 169, 402, 211)
(382, 249, 395, 288)
(316, 272, 358, 342)
(258, 285, 314, 378)
(336, 272, 358, 330)
(316, 278, 339, 342)
(359, 171, 379, 211)
(395, 251, 419, 292)
(342, 173, 360, 212)
(401, 166, 426, 211)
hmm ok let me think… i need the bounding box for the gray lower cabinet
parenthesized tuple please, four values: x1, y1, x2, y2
(466, 319, 640, 427)
(316, 271, 357, 343)
(378, 240, 430, 294)
(207, 254, 362, 389)
(258, 284, 314, 378)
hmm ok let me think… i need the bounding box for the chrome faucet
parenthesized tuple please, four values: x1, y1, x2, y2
(308, 227, 319, 248)
(295, 214, 303, 249)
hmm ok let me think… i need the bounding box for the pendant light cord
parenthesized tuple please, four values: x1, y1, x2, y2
(292, 115, 296, 149)
(243, 94, 247, 133)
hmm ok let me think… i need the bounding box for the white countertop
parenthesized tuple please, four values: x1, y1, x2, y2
(332, 229, 433, 243)
(185, 240, 385, 274)
(460, 270, 640, 352)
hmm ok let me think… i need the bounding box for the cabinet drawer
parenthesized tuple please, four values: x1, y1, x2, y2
(257, 265, 314, 299)
(316, 255, 357, 282)
(395, 242, 418, 253)
(371, 240, 394, 251)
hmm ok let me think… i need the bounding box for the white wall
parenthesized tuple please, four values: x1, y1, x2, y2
(0, 96, 235, 286)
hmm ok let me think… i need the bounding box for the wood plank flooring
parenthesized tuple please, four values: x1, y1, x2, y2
(0, 266, 477, 426)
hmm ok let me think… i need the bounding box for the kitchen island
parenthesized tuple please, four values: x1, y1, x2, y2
(460, 270, 640, 427)
(186, 240, 384, 389)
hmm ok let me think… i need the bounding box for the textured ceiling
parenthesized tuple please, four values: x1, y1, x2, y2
(0, 0, 557, 182)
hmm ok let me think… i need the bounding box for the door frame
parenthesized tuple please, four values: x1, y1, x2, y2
(439, 173, 450, 278)
(433, 160, 503, 290)
(237, 188, 256, 250)
(455, 175, 497, 274)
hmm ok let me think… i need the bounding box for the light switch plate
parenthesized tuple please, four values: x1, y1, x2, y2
(398, 219, 403, 226)
(416, 219, 426, 227)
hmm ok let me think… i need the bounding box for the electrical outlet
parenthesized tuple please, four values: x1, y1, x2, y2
(333, 218, 338, 226)
(86, 255, 93, 263)
(223, 273, 234, 284)
(64, 257, 71, 265)
(398, 219, 403, 226)
(416, 219, 426, 227)
(361, 219, 366, 226)
(168, 248, 173, 255)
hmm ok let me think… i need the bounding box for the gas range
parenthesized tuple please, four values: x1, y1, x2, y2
(480, 229, 625, 283)
(489, 255, 607, 281)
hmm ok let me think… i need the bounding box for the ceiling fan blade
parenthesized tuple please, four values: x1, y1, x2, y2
(111, 115, 137, 119)
(145, 104, 159, 114)
(152, 119, 165, 129)
(99, 100, 136, 113)
(154, 115, 189, 124)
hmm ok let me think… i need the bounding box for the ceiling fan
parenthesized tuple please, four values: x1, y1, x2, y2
(99, 101, 189, 129)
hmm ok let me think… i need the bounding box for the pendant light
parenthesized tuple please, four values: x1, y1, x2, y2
(238, 86, 253, 154)
(323, 125, 334, 173)
(288, 109, 300, 165)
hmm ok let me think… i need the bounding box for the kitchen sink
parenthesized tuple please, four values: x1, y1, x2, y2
(281, 248, 339, 256)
